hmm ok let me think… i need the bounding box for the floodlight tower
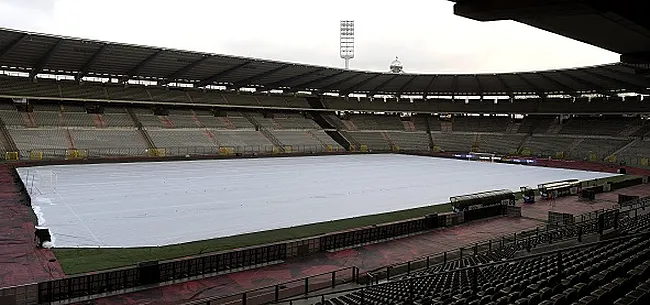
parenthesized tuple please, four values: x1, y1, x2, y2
(340, 20, 355, 69)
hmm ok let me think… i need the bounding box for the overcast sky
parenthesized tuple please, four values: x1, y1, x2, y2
(0, 0, 619, 74)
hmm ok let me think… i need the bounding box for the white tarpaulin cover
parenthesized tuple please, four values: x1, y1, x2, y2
(17, 154, 616, 248)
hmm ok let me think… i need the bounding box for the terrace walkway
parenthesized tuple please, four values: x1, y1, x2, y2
(90, 217, 543, 305)
(0, 164, 63, 287)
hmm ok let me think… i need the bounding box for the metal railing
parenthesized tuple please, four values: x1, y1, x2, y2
(182, 266, 359, 305)
(274, 230, 650, 305)
(363, 196, 650, 284)
(4, 144, 348, 161)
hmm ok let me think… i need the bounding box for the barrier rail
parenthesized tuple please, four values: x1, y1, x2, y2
(363, 196, 650, 284)
(275, 230, 650, 304)
(182, 266, 358, 305)
(4, 144, 346, 161)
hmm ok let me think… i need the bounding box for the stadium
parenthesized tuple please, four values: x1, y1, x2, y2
(1, 1, 650, 305)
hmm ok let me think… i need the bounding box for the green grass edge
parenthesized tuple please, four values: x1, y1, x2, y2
(53, 173, 637, 275)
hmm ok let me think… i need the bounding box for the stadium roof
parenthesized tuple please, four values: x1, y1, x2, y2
(0, 27, 648, 97)
(452, 0, 650, 68)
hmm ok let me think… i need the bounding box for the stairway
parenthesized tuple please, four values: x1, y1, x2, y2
(243, 113, 285, 151)
(402, 120, 416, 131)
(342, 120, 358, 131)
(0, 117, 18, 153)
(546, 120, 563, 134)
(423, 117, 435, 150)
(440, 121, 453, 133)
(567, 138, 585, 153)
(516, 134, 532, 155)
(309, 112, 356, 151)
(506, 122, 521, 134)
(381, 132, 396, 150)
(307, 130, 329, 150)
(604, 138, 640, 161)
(218, 117, 236, 129)
(126, 108, 157, 150)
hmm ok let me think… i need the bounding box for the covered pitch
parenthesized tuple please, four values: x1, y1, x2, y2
(18, 154, 615, 248)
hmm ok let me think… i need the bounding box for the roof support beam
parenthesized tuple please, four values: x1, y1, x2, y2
(423, 75, 438, 98)
(474, 75, 485, 100)
(494, 75, 515, 99)
(293, 71, 348, 91)
(318, 74, 364, 93)
(76, 44, 108, 81)
(451, 75, 459, 99)
(364, 75, 397, 96)
(339, 74, 385, 96)
(120, 50, 164, 83)
(556, 70, 612, 97)
(29, 39, 64, 81)
(516, 74, 547, 99)
(394, 75, 418, 97)
(536, 73, 579, 97)
(263, 68, 326, 90)
(159, 55, 212, 86)
(195, 61, 250, 88)
(232, 64, 291, 89)
(0, 33, 28, 59)
(581, 68, 650, 95)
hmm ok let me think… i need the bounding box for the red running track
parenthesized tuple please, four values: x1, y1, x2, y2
(0, 164, 64, 288)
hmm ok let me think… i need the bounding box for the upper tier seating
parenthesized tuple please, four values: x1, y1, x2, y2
(432, 133, 474, 152)
(70, 129, 148, 156)
(347, 115, 405, 131)
(386, 132, 430, 151)
(517, 116, 556, 134)
(475, 134, 525, 154)
(348, 132, 392, 151)
(559, 117, 637, 137)
(453, 116, 509, 133)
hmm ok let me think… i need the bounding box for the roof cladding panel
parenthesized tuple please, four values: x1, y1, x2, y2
(541, 71, 593, 92)
(0, 28, 648, 94)
(0, 34, 59, 68)
(518, 73, 563, 92)
(587, 66, 650, 89)
(402, 75, 433, 94)
(306, 71, 359, 89)
(563, 69, 619, 90)
(378, 75, 415, 93)
(498, 74, 533, 93)
(41, 40, 103, 73)
(136, 51, 204, 78)
(476, 75, 507, 94)
(279, 69, 342, 88)
(224, 62, 288, 85)
(181, 56, 248, 81)
(429, 75, 454, 94)
(87, 45, 159, 76)
(456, 75, 480, 94)
(253, 65, 315, 86)
(353, 74, 396, 92)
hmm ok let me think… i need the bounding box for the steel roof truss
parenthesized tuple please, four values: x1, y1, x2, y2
(159, 55, 212, 86)
(536, 73, 579, 97)
(76, 44, 108, 81)
(0, 33, 28, 58)
(29, 39, 64, 81)
(341, 74, 387, 96)
(516, 74, 547, 99)
(233, 64, 291, 89)
(394, 75, 418, 96)
(494, 74, 515, 98)
(195, 61, 251, 88)
(120, 50, 165, 83)
(556, 70, 612, 97)
(264, 68, 326, 89)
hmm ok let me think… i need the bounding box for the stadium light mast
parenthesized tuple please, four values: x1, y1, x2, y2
(340, 20, 355, 69)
